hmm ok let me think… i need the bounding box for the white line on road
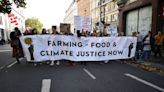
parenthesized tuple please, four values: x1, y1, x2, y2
(83, 68, 96, 80)
(41, 79, 51, 92)
(0, 50, 12, 53)
(125, 73, 164, 92)
(7, 61, 17, 68)
(7, 58, 23, 68)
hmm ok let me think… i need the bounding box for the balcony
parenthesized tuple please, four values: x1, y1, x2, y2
(117, 0, 128, 6)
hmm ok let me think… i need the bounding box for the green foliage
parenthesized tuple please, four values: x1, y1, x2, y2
(25, 17, 43, 33)
(0, 0, 26, 14)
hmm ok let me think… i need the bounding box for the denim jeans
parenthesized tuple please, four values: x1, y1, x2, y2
(142, 51, 151, 61)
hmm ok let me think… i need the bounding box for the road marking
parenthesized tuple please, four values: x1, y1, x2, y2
(83, 68, 96, 80)
(7, 58, 23, 68)
(125, 73, 164, 92)
(41, 79, 51, 92)
(0, 50, 12, 53)
(7, 61, 17, 68)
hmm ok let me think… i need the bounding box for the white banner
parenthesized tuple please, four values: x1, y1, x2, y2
(20, 35, 137, 62)
(108, 24, 118, 37)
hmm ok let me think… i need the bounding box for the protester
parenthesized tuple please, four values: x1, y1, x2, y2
(77, 30, 81, 37)
(81, 29, 86, 37)
(136, 32, 143, 60)
(64, 30, 73, 36)
(80, 29, 87, 65)
(103, 30, 110, 37)
(103, 30, 110, 64)
(132, 32, 137, 61)
(91, 30, 98, 37)
(154, 31, 163, 57)
(10, 27, 24, 64)
(98, 31, 103, 37)
(86, 30, 91, 37)
(118, 31, 128, 63)
(50, 26, 60, 66)
(41, 28, 47, 34)
(31, 28, 39, 66)
(141, 31, 152, 61)
(63, 31, 75, 66)
(0, 38, 5, 45)
(23, 29, 32, 35)
(31, 28, 38, 35)
(52, 26, 59, 35)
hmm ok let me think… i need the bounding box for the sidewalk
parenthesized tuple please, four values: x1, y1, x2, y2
(148, 56, 164, 70)
(126, 52, 164, 75)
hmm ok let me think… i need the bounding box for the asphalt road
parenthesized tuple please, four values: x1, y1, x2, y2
(0, 45, 13, 69)
(0, 61, 164, 92)
(0, 45, 164, 92)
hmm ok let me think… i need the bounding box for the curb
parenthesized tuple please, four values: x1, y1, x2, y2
(125, 61, 164, 75)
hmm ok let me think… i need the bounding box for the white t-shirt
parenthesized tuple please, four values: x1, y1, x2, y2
(143, 37, 151, 51)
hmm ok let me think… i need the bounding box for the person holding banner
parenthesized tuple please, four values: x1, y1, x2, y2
(80, 29, 87, 65)
(41, 28, 48, 34)
(50, 26, 60, 66)
(32, 28, 38, 35)
(81, 29, 86, 37)
(142, 31, 152, 61)
(91, 30, 98, 37)
(10, 27, 24, 64)
(64, 31, 75, 66)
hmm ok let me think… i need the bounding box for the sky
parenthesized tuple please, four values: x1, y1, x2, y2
(23, 0, 73, 29)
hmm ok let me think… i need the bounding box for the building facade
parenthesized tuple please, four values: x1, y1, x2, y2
(63, 0, 78, 34)
(117, 0, 163, 36)
(77, 0, 90, 16)
(90, 0, 119, 30)
(0, 5, 25, 41)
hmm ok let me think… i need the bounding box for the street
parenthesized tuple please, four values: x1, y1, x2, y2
(1, 0, 164, 92)
(0, 45, 164, 92)
(0, 45, 13, 69)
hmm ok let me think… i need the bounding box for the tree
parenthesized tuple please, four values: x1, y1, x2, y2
(25, 17, 43, 33)
(0, 0, 26, 14)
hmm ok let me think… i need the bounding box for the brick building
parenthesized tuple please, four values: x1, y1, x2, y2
(77, 0, 90, 16)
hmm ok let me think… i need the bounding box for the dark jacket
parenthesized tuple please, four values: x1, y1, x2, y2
(10, 31, 22, 48)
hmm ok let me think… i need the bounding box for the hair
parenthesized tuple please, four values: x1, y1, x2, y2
(41, 28, 47, 34)
(52, 25, 57, 29)
(77, 30, 81, 37)
(32, 28, 37, 34)
(14, 27, 19, 31)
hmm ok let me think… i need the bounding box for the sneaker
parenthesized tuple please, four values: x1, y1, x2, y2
(50, 61, 54, 66)
(16, 61, 20, 64)
(56, 61, 60, 65)
(34, 63, 37, 66)
(104, 60, 108, 63)
(100, 62, 104, 64)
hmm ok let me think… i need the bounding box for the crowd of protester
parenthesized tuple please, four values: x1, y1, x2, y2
(9, 26, 164, 66)
(134, 31, 164, 62)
